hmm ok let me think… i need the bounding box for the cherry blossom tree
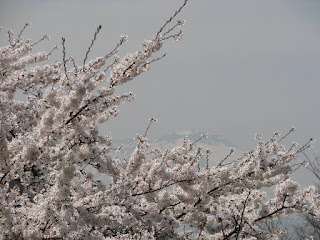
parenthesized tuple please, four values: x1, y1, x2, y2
(0, 1, 319, 239)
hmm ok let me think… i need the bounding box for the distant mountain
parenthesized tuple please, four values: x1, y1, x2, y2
(92, 130, 243, 185)
(111, 130, 242, 165)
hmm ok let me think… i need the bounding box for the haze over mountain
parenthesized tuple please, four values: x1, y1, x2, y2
(113, 130, 241, 162)
(93, 130, 243, 186)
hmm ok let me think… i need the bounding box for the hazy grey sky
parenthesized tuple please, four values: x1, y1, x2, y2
(1, 0, 320, 151)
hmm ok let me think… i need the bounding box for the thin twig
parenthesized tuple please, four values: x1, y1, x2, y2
(48, 45, 58, 56)
(18, 23, 30, 39)
(31, 35, 49, 47)
(279, 127, 295, 143)
(103, 35, 127, 61)
(162, 21, 180, 37)
(162, 30, 182, 41)
(156, 0, 188, 36)
(7, 29, 13, 45)
(83, 25, 102, 68)
(61, 37, 69, 80)
(296, 138, 315, 154)
(104, 59, 117, 73)
(143, 117, 157, 137)
(289, 161, 307, 174)
(218, 148, 235, 166)
(145, 54, 166, 65)
(104, 43, 120, 60)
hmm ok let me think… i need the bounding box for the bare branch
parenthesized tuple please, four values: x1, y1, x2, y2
(279, 126, 295, 143)
(83, 25, 102, 67)
(218, 148, 235, 166)
(31, 34, 50, 47)
(61, 37, 69, 80)
(17, 23, 31, 39)
(156, 0, 188, 36)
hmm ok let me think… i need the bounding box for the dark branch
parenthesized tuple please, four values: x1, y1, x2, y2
(83, 25, 102, 67)
(156, 0, 188, 36)
(131, 178, 193, 197)
(61, 37, 69, 80)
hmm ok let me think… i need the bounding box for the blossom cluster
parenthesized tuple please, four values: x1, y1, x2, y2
(0, 1, 319, 239)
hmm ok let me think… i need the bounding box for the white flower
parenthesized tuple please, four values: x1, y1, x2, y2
(177, 20, 186, 27)
(255, 133, 263, 140)
(201, 133, 208, 139)
(120, 34, 128, 44)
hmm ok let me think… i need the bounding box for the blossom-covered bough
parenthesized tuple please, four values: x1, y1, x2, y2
(0, 1, 319, 239)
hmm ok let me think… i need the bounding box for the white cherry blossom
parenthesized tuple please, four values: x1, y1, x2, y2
(0, 1, 319, 239)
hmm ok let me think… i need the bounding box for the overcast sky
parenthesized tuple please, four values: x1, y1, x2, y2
(1, 0, 320, 153)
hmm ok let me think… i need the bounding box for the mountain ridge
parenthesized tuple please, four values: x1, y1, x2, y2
(110, 130, 243, 165)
